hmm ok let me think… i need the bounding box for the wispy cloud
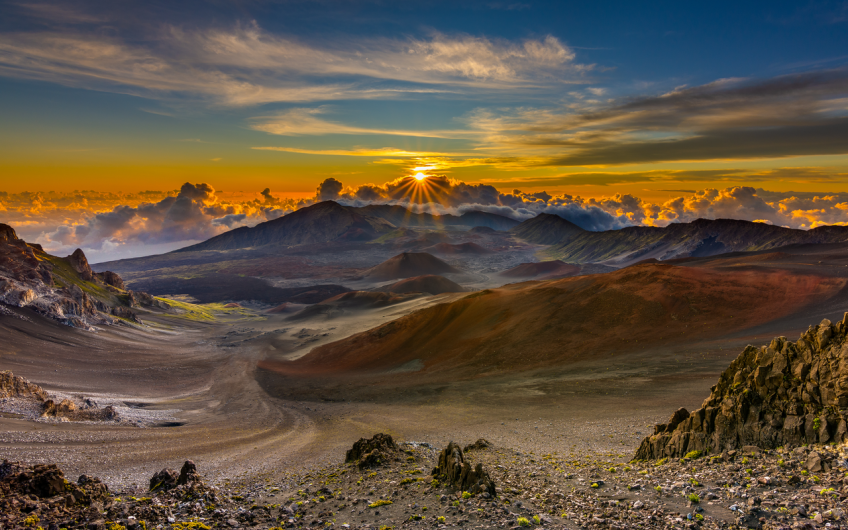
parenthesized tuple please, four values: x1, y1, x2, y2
(248, 107, 478, 138)
(0, 17, 591, 106)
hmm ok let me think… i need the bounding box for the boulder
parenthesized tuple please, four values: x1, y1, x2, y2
(432, 441, 496, 496)
(41, 398, 77, 417)
(345, 433, 399, 468)
(635, 314, 848, 460)
(463, 438, 492, 452)
(177, 460, 202, 486)
(111, 305, 140, 323)
(0, 370, 48, 401)
(150, 461, 204, 492)
(149, 468, 179, 492)
(96, 271, 125, 290)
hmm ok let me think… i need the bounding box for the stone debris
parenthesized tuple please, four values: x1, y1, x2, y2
(7, 435, 848, 529)
(637, 314, 848, 460)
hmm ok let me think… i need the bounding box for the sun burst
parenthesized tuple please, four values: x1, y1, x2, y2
(413, 172, 427, 181)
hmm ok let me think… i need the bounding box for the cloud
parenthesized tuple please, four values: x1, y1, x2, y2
(9, 175, 848, 262)
(485, 68, 848, 166)
(248, 107, 477, 138)
(0, 16, 590, 106)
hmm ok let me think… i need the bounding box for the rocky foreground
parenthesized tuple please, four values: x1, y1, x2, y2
(4, 433, 848, 530)
(636, 315, 848, 460)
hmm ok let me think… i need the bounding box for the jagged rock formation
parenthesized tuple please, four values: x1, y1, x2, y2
(0, 370, 48, 401)
(345, 433, 400, 468)
(635, 314, 848, 460)
(150, 461, 203, 492)
(0, 223, 164, 329)
(0, 460, 110, 513)
(432, 442, 496, 496)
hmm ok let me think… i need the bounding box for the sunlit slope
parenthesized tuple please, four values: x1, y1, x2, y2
(264, 262, 846, 378)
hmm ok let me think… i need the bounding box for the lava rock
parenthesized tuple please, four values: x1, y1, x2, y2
(345, 433, 399, 468)
(149, 468, 179, 492)
(635, 315, 848, 459)
(463, 438, 492, 452)
(432, 441, 496, 496)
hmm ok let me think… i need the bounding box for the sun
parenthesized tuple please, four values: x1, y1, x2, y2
(413, 172, 427, 181)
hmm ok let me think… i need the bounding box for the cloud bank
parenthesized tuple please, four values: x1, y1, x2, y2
(7, 176, 848, 262)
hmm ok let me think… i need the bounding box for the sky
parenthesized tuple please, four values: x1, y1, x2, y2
(1, 0, 848, 261)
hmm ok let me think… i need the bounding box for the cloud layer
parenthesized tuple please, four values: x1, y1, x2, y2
(0, 15, 587, 106)
(7, 176, 848, 262)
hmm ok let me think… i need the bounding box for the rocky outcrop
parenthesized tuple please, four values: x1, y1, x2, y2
(64, 248, 95, 281)
(0, 370, 48, 401)
(177, 460, 202, 486)
(432, 441, 496, 496)
(150, 461, 204, 492)
(0, 224, 18, 243)
(97, 270, 125, 289)
(635, 314, 848, 460)
(345, 433, 400, 468)
(0, 460, 110, 529)
(0, 226, 165, 329)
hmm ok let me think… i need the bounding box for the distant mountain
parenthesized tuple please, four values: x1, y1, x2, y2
(179, 201, 394, 252)
(547, 218, 848, 266)
(363, 252, 459, 281)
(509, 213, 586, 245)
(177, 201, 518, 252)
(354, 204, 519, 231)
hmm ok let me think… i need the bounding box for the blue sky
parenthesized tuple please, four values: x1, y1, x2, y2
(1, 0, 848, 260)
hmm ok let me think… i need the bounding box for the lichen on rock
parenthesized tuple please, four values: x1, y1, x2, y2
(635, 314, 848, 460)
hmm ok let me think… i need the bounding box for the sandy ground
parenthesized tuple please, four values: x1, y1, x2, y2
(5, 245, 848, 491)
(0, 295, 777, 491)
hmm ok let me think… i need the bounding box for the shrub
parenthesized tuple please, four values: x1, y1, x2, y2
(517, 517, 531, 527)
(687, 493, 700, 503)
(369, 500, 393, 508)
(684, 450, 702, 460)
(437, 516, 445, 523)
(461, 491, 472, 499)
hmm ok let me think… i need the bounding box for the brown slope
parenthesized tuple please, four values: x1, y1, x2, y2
(385, 275, 467, 294)
(362, 252, 459, 281)
(286, 291, 421, 321)
(262, 262, 847, 379)
(422, 242, 493, 255)
(499, 260, 580, 279)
